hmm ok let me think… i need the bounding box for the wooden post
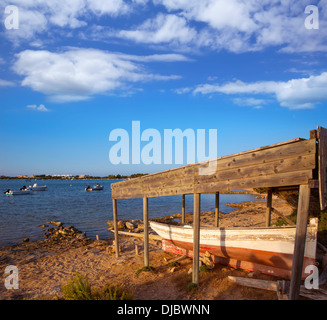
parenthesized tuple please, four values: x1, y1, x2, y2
(112, 198, 119, 258)
(289, 184, 311, 300)
(266, 188, 272, 227)
(192, 193, 201, 285)
(143, 196, 149, 267)
(215, 192, 219, 227)
(182, 194, 185, 224)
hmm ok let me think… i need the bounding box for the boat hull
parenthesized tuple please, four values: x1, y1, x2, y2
(30, 186, 47, 191)
(150, 219, 318, 279)
(5, 190, 33, 196)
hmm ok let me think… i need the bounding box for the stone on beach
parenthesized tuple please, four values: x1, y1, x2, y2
(46, 221, 63, 227)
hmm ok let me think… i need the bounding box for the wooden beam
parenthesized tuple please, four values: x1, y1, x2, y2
(289, 184, 311, 300)
(111, 138, 316, 200)
(266, 188, 272, 227)
(318, 126, 327, 211)
(182, 194, 185, 224)
(143, 196, 149, 267)
(109, 229, 162, 241)
(192, 193, 201, 285)
(228, 276, 277, 291)
(215, 192, 219, 227)
(112, 198, 119, 258)
(271, 207, 295, 225)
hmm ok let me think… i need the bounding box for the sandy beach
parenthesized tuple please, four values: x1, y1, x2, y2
(0, 197, 316, 300)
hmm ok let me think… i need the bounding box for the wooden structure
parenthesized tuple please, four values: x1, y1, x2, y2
(111, 126, 327, 300)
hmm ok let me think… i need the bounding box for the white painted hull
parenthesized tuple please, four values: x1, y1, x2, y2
(150, 219, 318, 278)
(29, 186, 47, 191)
(5, 190, 33, 196)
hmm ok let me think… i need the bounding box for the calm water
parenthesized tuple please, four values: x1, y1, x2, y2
(0, 180, 258, 246)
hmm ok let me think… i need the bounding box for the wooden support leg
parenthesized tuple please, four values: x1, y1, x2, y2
(192, 193, 201, 285)
(112, 198, 119, 258)
(266, 188, 272, 227)
(143, 196, 149, 267)
(182, 194, 185, 224)
(215, 192, 220, 228)
(289, 184, 311, 300)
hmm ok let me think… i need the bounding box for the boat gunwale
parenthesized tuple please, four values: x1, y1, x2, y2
(149, 219, 318, 232)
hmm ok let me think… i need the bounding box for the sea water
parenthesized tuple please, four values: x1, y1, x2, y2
(0, 180, 258, 246)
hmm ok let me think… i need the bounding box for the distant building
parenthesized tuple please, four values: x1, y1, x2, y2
(78, 175, 90, 179)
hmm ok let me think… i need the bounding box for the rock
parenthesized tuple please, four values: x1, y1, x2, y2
(76, 232, 87, 240)
(47, 221, 63, 227)
(117, 220, 125, 230)
(125, 221, 135, 230)
(38, 224, 48, 228)
(107, 220, 114, 228)
(200, 251, 215, 269)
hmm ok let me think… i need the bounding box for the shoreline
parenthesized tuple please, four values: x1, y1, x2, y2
(0, 197, 306, 300)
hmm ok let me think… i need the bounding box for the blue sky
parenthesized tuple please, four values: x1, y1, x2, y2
(0, 0, 326, 176)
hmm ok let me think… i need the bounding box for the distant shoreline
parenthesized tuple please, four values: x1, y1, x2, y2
(0, 173, 148, 181)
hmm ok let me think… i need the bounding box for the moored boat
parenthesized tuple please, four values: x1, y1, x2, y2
(4, 189, 33, 196)
(92, 183, 103, 191)
(85, 183, 104, 191)
(28, 183, 47, 191)
(149, 219, 318, 279)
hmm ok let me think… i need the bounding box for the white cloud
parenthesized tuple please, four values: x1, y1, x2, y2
(232, 97, 268, 108)
(13, 48, 186, 102)
(146, 0, 327, 53)
(2, 0, 326, 53)
(1, 0, 144, 44)
(118, 13, 197, 46)
(26, 104, 49, 112)
(174, 87, 192, 94)
(194, 72, 327, 110)
(0, 79, 15, 87)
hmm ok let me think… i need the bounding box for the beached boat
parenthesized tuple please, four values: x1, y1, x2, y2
(149, 219, 318, 279)
(4, 189, 32, 196)
(28, 183, 47, 191)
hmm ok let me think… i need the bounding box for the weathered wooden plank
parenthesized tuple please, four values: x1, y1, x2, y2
(195, 154, 316, 184)
(111, 139, 315, 192)
(228, 276, 277, 291)
(112, 198, 119, 258)
(266, 188, 272, 227)
(194, 170, 313, 194)
(318, 126, 327, 210)
(196, 139, 316, 174)
(108, 229, 162, 241)
(143, 197, 149, 267)
(289, 184, 311, 300)
(192, 193, 201, 285)
(113, 170, 313, 199)
(182, 194, 186, 224)
(111, 138, 317, 199)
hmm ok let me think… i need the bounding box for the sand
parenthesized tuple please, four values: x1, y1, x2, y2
(0, 197, 296, 300)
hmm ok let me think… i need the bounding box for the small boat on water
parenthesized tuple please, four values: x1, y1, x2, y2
(149, 219, 318, 279)
(92, 183, 104, 191)
(85, 183, 104, 191)
(27, 183, 47, 191)
(4, 187, 32, 196)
